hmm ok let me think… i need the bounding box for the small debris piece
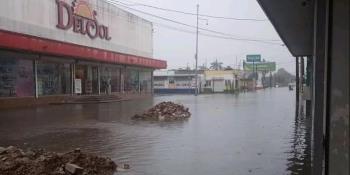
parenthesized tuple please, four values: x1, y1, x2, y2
(65, 163, 84, 175)
(74, 148, 81, 153)
(123, 164, 130, 169)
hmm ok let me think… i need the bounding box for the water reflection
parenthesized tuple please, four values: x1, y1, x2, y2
(286, 107, 312, 174)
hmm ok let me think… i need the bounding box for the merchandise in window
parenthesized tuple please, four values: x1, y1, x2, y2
(0, 57, 34, 97)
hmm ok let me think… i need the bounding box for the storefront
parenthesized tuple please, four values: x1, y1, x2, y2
(0, 50, 159, 98)
(0, 0, 166, 107)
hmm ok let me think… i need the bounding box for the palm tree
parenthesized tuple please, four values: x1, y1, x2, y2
(210, 59, 223, 70)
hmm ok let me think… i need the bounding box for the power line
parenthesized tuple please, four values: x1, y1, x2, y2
(101, 1, 274, 44)
(153, 22, 283, 45)
(105, 0, 283, 45)
(199, 33, 283, 45)
(110, 0, 268, 21)
(153, 21, 283, 45)
(153, 23, 196, 34)
(106, 0, 278, 41)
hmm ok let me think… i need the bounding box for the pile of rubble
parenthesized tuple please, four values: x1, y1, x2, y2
(0, 146, 118, 175)
(133, 101, 191, 121)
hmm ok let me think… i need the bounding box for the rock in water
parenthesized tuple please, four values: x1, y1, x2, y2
(133, 101, 191, 121)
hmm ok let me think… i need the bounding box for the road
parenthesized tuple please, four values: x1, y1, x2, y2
(0, 87, 310, 175)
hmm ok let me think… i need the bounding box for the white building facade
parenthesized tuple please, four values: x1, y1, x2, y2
(0, 0, 166, 107)
(203, 70, 240, 93)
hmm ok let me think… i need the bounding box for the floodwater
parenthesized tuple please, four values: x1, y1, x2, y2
(0, 87, 310, 175)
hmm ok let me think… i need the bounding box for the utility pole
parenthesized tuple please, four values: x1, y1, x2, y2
(300, 57, 305, 114)
(195, 4, 199, 96)
(269, 71, 272, 88)
(253, 60, 256, 90)
(239, 60, 242, 70)
(300, 57, 305, 92)
(235, 56, 238, 70)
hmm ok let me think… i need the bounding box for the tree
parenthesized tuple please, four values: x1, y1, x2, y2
(210, 59, 223, 70)
(273, 68, 295, 87)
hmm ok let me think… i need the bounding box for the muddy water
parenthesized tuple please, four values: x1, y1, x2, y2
(0, 87, 310, 175)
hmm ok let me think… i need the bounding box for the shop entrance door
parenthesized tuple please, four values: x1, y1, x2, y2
(75, 65, 99, 95)
(213, 79, 225, 92)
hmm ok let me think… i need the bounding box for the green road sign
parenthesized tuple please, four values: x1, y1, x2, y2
(246, 55, 261, 62)
(243, 62, 276, 72)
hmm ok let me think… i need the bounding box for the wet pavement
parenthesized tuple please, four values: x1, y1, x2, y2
(0, 87, 310, 175)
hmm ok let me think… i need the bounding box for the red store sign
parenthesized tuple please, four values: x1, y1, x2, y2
(56, 0, 111, 41)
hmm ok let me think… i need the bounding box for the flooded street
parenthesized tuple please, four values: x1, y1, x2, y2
(0, 87, 310, 175)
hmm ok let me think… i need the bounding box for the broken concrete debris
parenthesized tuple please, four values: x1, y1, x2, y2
(0, 146, 118, 175)
(133, 101, 191, 121)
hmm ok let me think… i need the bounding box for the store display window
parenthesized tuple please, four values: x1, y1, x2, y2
(37, 61, 71, 96)
(0, 56, 34, 97)
(125, 68, 139, 92)
(139, 70, 152, 93)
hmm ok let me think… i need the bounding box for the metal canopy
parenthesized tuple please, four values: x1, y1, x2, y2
(257, 0, 315, 56)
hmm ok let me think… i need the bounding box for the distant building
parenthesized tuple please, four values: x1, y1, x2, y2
(203, 70, 240, 93)
(239, 72, 256, 91)
(153, 70, 204, 94)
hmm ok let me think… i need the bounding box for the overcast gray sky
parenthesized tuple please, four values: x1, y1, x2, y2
(110, 0, 295, 74)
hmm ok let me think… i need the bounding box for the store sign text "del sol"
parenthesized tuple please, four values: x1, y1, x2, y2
(56, 0, 111, 41)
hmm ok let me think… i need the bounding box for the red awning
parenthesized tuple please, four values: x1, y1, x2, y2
(0, 30, 167, 69)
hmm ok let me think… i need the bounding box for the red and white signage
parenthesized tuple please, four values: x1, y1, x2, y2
(56, 0, 111, 40)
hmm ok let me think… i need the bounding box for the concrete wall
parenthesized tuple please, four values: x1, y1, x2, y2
(0, 0, 153, 58)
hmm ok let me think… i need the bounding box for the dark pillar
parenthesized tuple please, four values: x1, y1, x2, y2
(311, 0, 328, 174)
(138, 69, 141, 94)
(300, 57, 305, 89)
(296, 57, 300, 117)
(306, 57, 313, 117)
(151, 70, 154, 95)
(34, 59, 38, 99)
(300, 57, 305, 114)
(121, 66, 125, 94)
(97, 66, 101, 95)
